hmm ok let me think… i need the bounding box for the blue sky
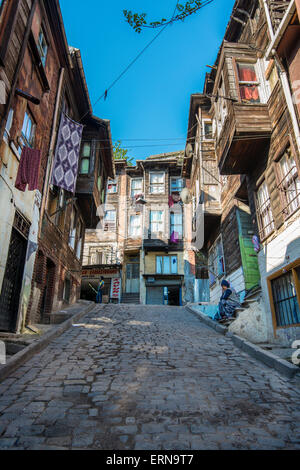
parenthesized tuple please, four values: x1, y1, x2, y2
(60, 0, 236, 162)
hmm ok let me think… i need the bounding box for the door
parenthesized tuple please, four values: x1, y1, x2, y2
(0, 228, 27, 332)
(126, 263, 140, 293)
(146, 286, 163, 305)
(236, 207, 261, 291)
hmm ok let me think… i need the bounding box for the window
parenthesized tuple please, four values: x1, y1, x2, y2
(131, 178, 143, 197)
(104, 210, 116, 231)
(170, 211, 183, 239)
(63, 276, 71, 303)
(256, 181, 274, 240)
(277, 147, 300, 217)
(156, 255, 178, 275)
(69, 207, 76, 250)
(237, 63, 260, 103)
(150, 210, 163, 235)
(48, 187, 67, 231)
(208, 237, 225, 286)
(267, 63, 279, 93)
(203, 121, 213, 140)
(271, 270, 300, 327)
(214, 76, 228, 137)
(170, 177, 183, 193)
(129, 214, 141, 237)
(107, 179, 117, 194)
(19, 109, 36, 152)
(37, 26, 48, 67)
(80, 142, 91, 175)
(3, 108, 13, 141)
(150, 172, 165, 194)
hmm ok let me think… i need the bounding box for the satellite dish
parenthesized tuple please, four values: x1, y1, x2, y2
(180, 187, 192, 204)
(185, 143, 193, 159)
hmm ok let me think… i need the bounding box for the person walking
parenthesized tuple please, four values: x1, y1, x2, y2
(96, 277, 105, 304)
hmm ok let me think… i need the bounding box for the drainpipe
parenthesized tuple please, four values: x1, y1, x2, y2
(262, 0, 275, 40)
(38, 67, 65, 238)
(272, 50, 300, 154)
(0, 0, 38, 141)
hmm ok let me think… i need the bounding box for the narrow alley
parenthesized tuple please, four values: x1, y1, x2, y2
(0, 305, 299, 450)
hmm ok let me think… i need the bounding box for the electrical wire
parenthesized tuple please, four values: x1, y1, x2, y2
(79, 1, 214, 121)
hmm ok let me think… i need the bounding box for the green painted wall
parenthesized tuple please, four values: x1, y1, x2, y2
(236, 208, 261, 291)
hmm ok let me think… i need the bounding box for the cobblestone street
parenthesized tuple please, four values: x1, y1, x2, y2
(0, 304, 299, 450)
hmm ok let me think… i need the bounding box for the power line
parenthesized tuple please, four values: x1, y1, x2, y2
(79, 1, 214, 122)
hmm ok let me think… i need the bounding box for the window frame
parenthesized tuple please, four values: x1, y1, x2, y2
(131, 177, 143, 197)
(234, 59, 261, 104)
(208, 236, 225, 287)
(107, 179, 118, 194)
(202, 120, 213, 141)
(156, 255, 178, 275)
(104, 209, 116, 231)
(150, 210, 164, 235)
(129, 214, 142, 238)
(170, 177, 183, 194)
(149, 171, 165, 194)
(276, 146, 300, 220)
(267, 259, 300, 331)
(37, 25, 48, 68)
(255, 180, 275, 241)
(79, 141, 92, 175)
(18, 109, 36, 153)
(170, 210, 183, 239)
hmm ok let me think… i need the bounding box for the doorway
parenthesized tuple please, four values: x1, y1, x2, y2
(167, 287, 181, 306)
(0, 227, 27, 332)
(126, 263, 140, 293)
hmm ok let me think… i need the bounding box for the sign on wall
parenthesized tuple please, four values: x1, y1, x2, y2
(111, 277, 122, 301)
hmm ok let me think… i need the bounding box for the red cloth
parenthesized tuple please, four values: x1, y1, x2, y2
(168, 195, 174, 208)
(240, 85, 259, 102)
(15, 147, 41, 192)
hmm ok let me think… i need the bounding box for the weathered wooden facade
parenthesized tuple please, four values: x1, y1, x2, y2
(184, 0, 300, 345)
(0, 0, 114, 332)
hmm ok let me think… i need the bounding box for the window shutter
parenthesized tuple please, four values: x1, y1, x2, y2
(265, 163, 284, 230)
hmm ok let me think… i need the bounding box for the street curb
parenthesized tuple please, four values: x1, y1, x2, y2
(0, 301, 96, 383)
(186, 305, 227, 335)
(186, 305, 299, 379)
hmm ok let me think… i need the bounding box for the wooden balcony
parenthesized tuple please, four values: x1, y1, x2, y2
(216, 102, 272, 175)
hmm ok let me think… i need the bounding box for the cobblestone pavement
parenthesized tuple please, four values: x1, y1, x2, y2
(0, 304, 299, 450)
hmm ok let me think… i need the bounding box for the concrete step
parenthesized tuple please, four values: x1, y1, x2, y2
(121, 293, 140, 304)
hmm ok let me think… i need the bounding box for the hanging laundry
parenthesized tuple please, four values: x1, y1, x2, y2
(170, 231, 179, 244)
(15, 147, 41, 192)
(51, 113, 83, 193)
(168, 195, 174, 208)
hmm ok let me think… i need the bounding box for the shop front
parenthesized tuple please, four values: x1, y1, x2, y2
(145, 275, 183, 306)
(81, 264, 122, 303)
